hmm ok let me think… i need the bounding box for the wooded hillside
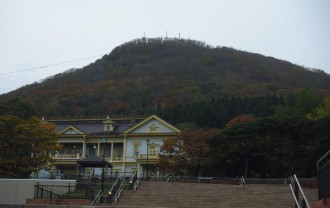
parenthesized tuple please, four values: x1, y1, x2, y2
(1, 38, 329, 124)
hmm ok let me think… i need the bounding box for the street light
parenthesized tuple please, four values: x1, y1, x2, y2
(146, 139, 150, 180)
(101, 137, 107, 203)
(136, 150, 139, 176)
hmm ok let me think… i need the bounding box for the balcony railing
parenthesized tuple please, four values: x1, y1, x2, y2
(53, 154, 124, 162)
(54, 153, 81, 159)
(139, 154, 158, 159)
(110, 156, 123, 162)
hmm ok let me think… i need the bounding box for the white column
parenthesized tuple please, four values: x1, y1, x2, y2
(82, 141, 86, 158)
(123, 135, 126, 162)
(110, 142, 114, 162)
(97, 142, 101, 156)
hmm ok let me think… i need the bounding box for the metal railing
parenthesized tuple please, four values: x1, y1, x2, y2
(166, 173, 175, 182)
(90, 190, 102, 207)
(133, 172, 143, 191)
(139, 154, 158, 159)
(288, 174, 310, 208)
(53, 154, 124, 162)
(165, 175, 242, 184)
(53, 153, 81, 159)
(107, 176, 126, 204)
(34, 183, 62, 204)
(34, 182, 95, 200)
(240, 176, 245, 185)
(111, 178, 126, 204)
(128, 172, 137, 190)
(34, 183, 71, 198)
(65, 171, 135, 180)
(317, 149, 330, 200)
(243, 177, 286, 185)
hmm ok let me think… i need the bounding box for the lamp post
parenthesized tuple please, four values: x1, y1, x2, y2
(146, 139, 150, 180)
(136, 150, 139, 176)
(101, 137, 107, 203)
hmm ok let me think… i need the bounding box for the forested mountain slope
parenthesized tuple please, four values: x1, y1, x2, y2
(1, 38, 329, 119)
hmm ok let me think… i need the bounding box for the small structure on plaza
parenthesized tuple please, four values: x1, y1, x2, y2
(77, 155, 112, 178)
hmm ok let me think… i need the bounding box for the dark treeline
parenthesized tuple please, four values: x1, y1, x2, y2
(156, 94, 284, 129)
(157, 93, 330, 178)
(207, 116, 330, 178)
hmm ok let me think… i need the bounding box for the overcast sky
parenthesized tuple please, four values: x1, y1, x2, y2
(1, 0, 329, 94)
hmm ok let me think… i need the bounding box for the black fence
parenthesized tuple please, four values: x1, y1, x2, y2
(34, 182, 96, 200)
(318, 149, 330, 200)
(63, 171, 134, 180)
(33, 176, 133, 202)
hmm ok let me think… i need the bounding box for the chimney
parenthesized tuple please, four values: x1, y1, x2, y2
(129, 111, 137, 127)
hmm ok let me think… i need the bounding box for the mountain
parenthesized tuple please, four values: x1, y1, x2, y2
(1, 37, 330, 118)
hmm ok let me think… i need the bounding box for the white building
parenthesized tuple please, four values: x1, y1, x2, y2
(48, 115, 180, 179)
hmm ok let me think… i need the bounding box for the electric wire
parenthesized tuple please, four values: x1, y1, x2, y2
(0, 54, 103, 76)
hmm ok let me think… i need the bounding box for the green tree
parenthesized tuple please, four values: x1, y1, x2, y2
(0, 98, 35, 118)
(209, 116, 319, 178)
(307, 96, 330, 120)
(209, 122, 261, 177)
(0, 116, 59, 178)
(275, 89, 319, 117)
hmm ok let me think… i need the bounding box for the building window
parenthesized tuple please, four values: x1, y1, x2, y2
(106, 125, 111, 131)
(132, 141, 140, 157)
(133, 144, 139, 157)
(149, 143, 158, 155)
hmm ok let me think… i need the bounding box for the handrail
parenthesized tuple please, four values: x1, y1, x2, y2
(317, 148, 330, 170)
(240, 176, 245, 186)
(288, 174, 310, 208)
(129, 171, 137, 190)
(317, 148, 330, 200)
(108, 176, 121, 195)
(166, 173, 175, 182)
(90, 190, 102, 207)
(108, 176, 124, 204)
(112, 178, 126, 204)
(289, 183, 301, 208)
(133, 172, 143, 190)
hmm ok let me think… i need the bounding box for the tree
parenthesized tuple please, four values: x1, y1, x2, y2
(225, 114, 255, 128)
(307, 96, 330, 120)
(0, 116, 59, 178)
(275, 88, 319, 117)
(0, 98, 35, 118)
(158, 128, 218, 177)
(209, 122, 260, 178)
(209, 116, 321, 178)
(157, 136, 186, 175)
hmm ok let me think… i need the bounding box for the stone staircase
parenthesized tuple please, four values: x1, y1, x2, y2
(113, 181, 318, 208)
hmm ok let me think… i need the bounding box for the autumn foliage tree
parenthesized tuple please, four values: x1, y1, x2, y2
(225, 114, 255, 128)
(0, 99, 59, 178)
(158, 128, 218, 177)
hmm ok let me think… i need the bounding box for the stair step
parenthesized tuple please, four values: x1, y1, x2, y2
(113, 181, 318, 208)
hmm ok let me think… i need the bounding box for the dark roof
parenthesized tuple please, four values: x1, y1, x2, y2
(48, 118, 144, 135)
(77, 155, 112, 168)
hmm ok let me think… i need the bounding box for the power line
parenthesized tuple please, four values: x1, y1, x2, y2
(0, 55, 103, 76)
